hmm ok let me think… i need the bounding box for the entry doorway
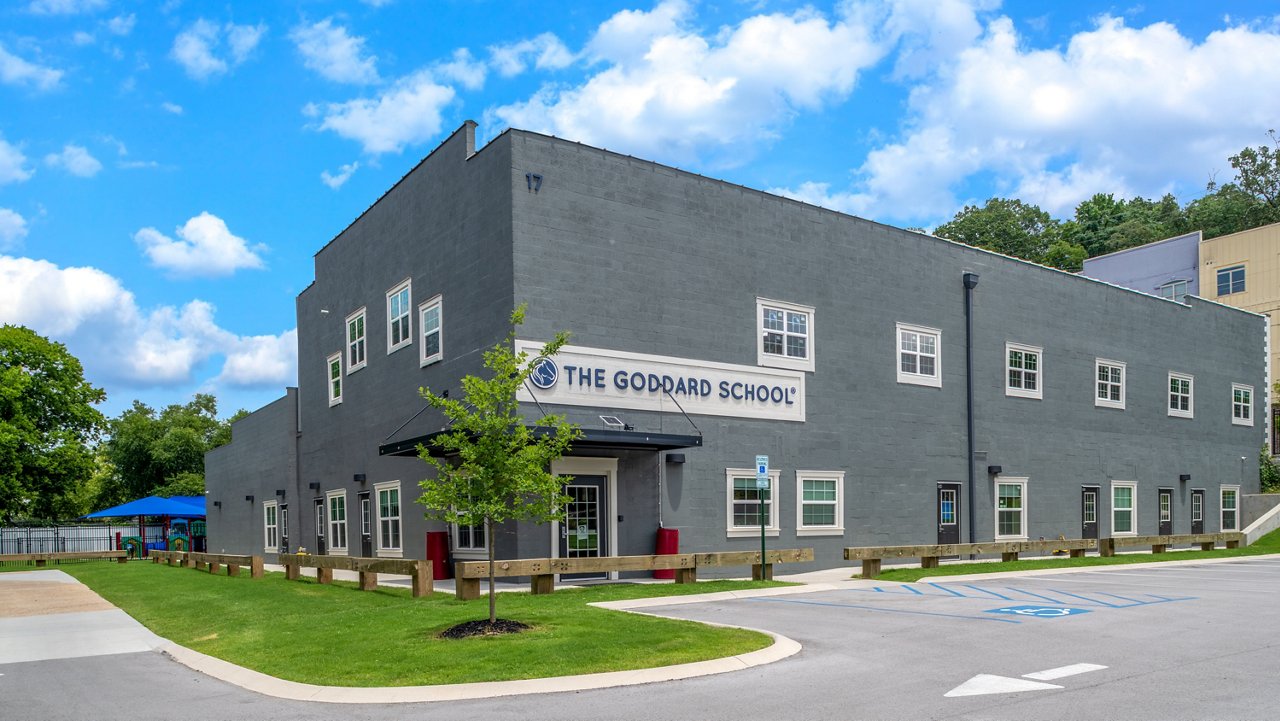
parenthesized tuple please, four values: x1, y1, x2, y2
(1158, 489, 1173, 535)
(560, 476, 608, 581)
(313, 498, 326, 555)
(1191, 489, 1205, 534)
(279, 504, 289, 554)
(937, 483, 961, 546)
(358, 491, 372, 557)
(1081, 487, 1099, 540)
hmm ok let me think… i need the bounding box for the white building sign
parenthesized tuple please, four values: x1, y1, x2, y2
(516, 340, 806, 422)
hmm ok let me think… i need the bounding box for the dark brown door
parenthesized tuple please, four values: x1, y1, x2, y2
(279, 504, 289, 554)
(358, 491, 372, 557)
(1191, 489, 1205, 534)
(313, 498, 326, 555)
(1081, 488, 1098, 539)
(937, 483, 960, 546)
(1158, 489, 1173, 536)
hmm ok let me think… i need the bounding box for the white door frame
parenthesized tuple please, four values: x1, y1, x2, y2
(550, 457, 619, 580)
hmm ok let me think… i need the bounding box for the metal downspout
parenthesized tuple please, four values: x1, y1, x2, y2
(963, 272, 980, 545)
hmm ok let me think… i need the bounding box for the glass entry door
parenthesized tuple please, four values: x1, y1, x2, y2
(560, 476, 607, 581)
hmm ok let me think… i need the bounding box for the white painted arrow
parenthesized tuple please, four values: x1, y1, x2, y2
(944, 674, 1063, 697)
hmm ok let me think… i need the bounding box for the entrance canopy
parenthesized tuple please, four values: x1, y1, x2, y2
(83, 495, 206, 519)
(380, 426, 703, 458)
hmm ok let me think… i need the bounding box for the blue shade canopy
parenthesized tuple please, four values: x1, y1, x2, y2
(83, 495, 206, 519)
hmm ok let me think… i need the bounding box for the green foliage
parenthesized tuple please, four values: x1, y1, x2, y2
(1186, 181, 1277, 239)
(1060, 193, 1190, 257)
(1261, 446, 1280, 493)
(1041, 239, 1088, 272)
(934, 198, 1061, 264)
(1229, 129, 1280, 215)
(0, 325, 106, 522)
(416, 304, 582, 623)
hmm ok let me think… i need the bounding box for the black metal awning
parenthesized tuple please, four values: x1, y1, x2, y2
(379, 426, 703, 458)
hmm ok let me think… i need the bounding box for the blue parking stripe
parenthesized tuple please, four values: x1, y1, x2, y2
(1098, 592, 1150, 605)
(747, 596, 1022, 624)
(961, 585, 1013, 600)
(927, 583, 966, 597)
(1049, 589, 1122, 608)
(1005, 587, 1067, 604)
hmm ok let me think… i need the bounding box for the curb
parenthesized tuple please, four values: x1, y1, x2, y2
(910, 551, 1280, 584)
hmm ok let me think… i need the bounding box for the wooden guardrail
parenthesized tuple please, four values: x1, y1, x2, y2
(844, 539, 1098, 579)
(1101, 532, 1242, 556)
(454, 548, 815, 601)
(150, 550, 186, 566)
(151, 550, 263, 578)
(279, 554, 433, 598)
(0, 550, 127, 566)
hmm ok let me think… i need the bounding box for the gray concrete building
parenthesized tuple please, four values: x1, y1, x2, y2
(205, 122, 1267, 576)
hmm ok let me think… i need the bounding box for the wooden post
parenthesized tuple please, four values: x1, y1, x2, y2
(316, 567, 333, 584)
(359, 570, 378, 591)
(1001, 552, 1019, 563)
(35, 559, 46, 567)
(209, 561, 221, 574)
(456, 577, 480, 601)
(285, 562, 299, 580)
(1099, 538, 1115, 558)
(185, 555, 196, 569)
(1226, 540, 1240, 549)
(250, 556, 264, 579)
(921, 556, 940, 569)
(118, 554, 128, 564)
(530, 574, 554, 594)
(1070, 549, 1086, 558)
(412, 560, 432, 598)
(1200, 542, 1215, 552)
(226, 563, 240, 577)
(151, 554, 160, 564)
(1152, 544, 1167, 554)
(752, 563, 773, 581)
(674, 567, 696, 584)
(861, 558, 881, 579)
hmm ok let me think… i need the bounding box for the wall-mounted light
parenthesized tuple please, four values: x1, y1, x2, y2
(354, 474, 367, 484)
(275, 489, 286, 497)
(245, 495, 254, 503)
(308, 482, 320, 491)
(213, 501, 222, 509)
(987, 465, 1003, 475)
(1179, 474, 1191, 482)
(666, 453, 686, 464)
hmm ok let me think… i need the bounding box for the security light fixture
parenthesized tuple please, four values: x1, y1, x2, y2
(354, 474, 367, 484)
(245, 495, 254, 503)
(987, 465, 1003, 475)
(275, 489, 286, 497)
(213, 501, 221, 509)
(666, 453, 686, 464)
(308, 482, 320, 490)
(1179, 474, 1191, 482)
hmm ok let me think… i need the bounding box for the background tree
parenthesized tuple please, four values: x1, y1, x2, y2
(416, 305, 581, 627)
(934, 198, 1080, 268)
(0, 325, 106, 522)
(1229, 129, 1280, 217)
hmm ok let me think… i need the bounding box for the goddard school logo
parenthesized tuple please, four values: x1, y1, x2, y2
(529, 357, 559, 389)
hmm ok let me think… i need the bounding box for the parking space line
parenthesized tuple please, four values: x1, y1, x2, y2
(1022, 573, 1274, 594)
(961, 585, 1013, 600)
(747, 597, 1023, 624)
(1005, 587, 1069, 605)
(927, 583, 967, 597)
(1048, 589, 1123, 607)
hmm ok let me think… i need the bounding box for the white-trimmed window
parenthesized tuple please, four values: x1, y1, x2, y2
(454, 523, 486, 551)
(1006, 343, 1042, 399)
(795, 471, 844, 536)
(1168, 372, 1193, 418)
(375, 481, 402, 556)
(327, 353, 343, 406)
(1159, 490, 1172, 524)
(346, 308, 367, 373)
(1112, 481, 1137, 536)
(1191, 490, 1204, 525)
(386, 279, 412, 354)
(1232, 384, 1254, 426)
(757, 298, 815, 372)
(897, 322, 941, 388)
(326, 490, 347, 554)
(1095, 359, 1125, 409)
(1158, 279, 1189, 302)
(726, 468, 780, 538)
(420, 295, 442, 367)
(263, 501, 279, 552)
(994, 478, 1028, 539)
(1221, 486, 1240, 531)
(1216, 265, 1245, 296)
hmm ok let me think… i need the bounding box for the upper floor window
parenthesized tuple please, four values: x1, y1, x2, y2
(1006, 343, 1042, 399)
(1232, 383, 1254, 426)
(1168, 372, 1193, 419)
(757, 298, 814, 372)
(1216, 265, 1245, 296)
(1095, 358, 1125, 410)
(327, 353, 342, 406)
(346, 308, 367, 373)
(1157, 279, 1189, 303)
(387, 280, 412, 354)
(420, 295, 442, 367)
(897, 323, 941, 388)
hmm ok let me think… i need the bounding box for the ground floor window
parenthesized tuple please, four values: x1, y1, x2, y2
(796, 471, 844, 535)
(1112, 481, 1137, 535)
(455, 522, 486, 551)
(1221, 486, 1239, 531)
(326, 490, 347, 553)
(263, 501, 278, 551)
(994, 479, 1028, 539)
(376, 481, 402, 554)
(726, 468, 779, 538)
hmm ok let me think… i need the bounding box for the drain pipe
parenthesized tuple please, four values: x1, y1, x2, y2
(963, 272, 980, 545)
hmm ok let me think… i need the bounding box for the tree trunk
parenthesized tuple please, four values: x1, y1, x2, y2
(486, 516, 496, 625)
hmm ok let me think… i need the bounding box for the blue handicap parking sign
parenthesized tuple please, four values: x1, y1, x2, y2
(986, 605, 1090, 618)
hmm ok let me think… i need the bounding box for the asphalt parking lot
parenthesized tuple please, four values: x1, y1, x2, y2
(7, 557, 1280, 721)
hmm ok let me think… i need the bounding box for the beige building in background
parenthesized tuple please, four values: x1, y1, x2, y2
(1199, 222, 1280, 400)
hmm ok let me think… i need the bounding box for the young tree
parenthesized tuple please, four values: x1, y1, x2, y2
(0, 325, 106, 522)
(933, 198, 1064, 265)
(416, 305, 582, 626)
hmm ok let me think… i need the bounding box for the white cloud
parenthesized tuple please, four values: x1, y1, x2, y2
(0, 137, 33, 184)
(309, 69, 455, 154)
(0, 43, 64, 91)
(72, 31, 95, 46)
(44, 144, 103, 177)
(489, 32, 574, 77)
(161, 101, 184, 114)
(0, 254, 296, 388)
(290, 18, 379, 84)
(320, 161, 359, 189)
(134, 212, 266, 277)
(0, 209, 28, 250)
(435, 48, 485, 91)
(28, 0, 106, 15)
(489, 0, 884, 167)
(171, 19, 266, 80)
(106, 14, 136, 36)
(359, 0, 394, 6)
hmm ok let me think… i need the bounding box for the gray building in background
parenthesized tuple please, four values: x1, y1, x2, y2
(1081, 231, 1201, 302)
(205, 123, 1266, 576)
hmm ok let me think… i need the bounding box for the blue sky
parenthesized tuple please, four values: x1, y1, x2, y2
(1, 0, 1278, 419)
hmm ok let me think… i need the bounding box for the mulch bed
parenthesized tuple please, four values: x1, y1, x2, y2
(438, 618, 532, 639)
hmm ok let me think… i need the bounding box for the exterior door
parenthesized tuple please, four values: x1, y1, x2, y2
(1191, 489, 1205, 534)
(560, 476, 607, 581)
(937, 483, 960, 546)
(1081, 487, 1099, 540)
(1158, 489, 1173, 536)
(358, 492, 373, 557)
(279, 504, 289, 554)
(313, 498, 326, 555)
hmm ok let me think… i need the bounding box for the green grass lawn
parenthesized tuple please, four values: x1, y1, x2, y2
(45, 562, 780, 687)
(873, 528, 1280, 582)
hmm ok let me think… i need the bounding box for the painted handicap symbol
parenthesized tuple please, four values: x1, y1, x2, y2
(986, 604, 1090, 618)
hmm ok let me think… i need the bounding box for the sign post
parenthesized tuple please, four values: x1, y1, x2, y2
(756, 455, 769, 580)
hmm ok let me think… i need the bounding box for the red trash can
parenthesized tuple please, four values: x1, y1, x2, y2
(425, 531, 452, 580)
(654, 527, 679, 579)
